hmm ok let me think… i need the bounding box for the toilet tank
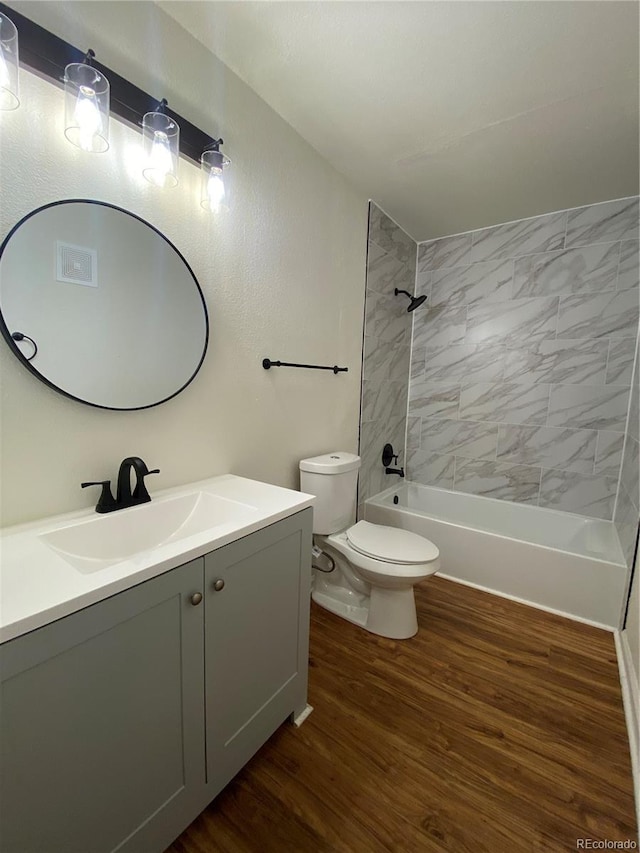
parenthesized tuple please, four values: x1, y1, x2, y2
(299, 452, 360, 534)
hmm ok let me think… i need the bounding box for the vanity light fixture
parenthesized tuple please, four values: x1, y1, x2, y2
(142, 98, 179, 188)
(0, 3, 230, 202)
(64, 49, 110, 153)
(200, 140, 230, 212)
(0, 10, 19, 110)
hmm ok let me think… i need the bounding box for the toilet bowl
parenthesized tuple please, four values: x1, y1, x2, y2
(299, 453, 440, 639)
(317, 521, 439, 638)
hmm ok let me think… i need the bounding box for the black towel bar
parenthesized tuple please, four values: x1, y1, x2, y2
(262, 358, 348, 374)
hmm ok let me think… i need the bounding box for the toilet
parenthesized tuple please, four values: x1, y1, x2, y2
(299, 452, 440, 639)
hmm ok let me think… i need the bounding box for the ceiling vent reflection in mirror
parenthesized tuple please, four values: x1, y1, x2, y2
(0, 3, 231, 212)
(56, 242, 97, 288)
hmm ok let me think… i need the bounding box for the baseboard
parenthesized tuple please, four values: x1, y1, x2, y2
(437, 573, 616, 632)
(614, 629, 640, 832)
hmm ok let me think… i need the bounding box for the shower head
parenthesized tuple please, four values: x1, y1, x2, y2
(407, 293, 427, 312)
(394, 288, 427, 313)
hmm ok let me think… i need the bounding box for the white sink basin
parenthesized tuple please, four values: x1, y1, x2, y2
(39, 491, 258, 572)
(1, 473, 315, 643)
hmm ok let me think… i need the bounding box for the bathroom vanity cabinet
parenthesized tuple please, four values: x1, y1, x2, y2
(0, 509, 312, 853)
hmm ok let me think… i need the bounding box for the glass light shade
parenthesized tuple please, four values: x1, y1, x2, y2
(200, 149, 231, 212)
(64, 61, 110, 153)
(142, 111, 179, 187)
(0, 12, 19, 111)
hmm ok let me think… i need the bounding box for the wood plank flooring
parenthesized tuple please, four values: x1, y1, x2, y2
(167, 576, 637, 853)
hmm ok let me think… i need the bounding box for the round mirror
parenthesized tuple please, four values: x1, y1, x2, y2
(0, 200, 208, 410)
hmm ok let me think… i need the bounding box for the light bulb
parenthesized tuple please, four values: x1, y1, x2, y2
(200, 146, 230, 212)
(207, 170, 225, 211)
(74, 85, 102, 152)
(142, 109, 179, 187)
(0, 11, 19, 110)
(147, 130, 173, 187)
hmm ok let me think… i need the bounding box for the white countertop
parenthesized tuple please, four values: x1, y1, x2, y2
(1, 475, 314, 644)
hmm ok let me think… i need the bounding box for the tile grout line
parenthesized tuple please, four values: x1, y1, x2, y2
(561, 210, 569, 251)
(493, 421, 502, 463)
(534, 460, 543, 508)
(403, 239, 420, 471)
(613, 240, 623, 293)
(592, 430, 601, 477)
(544, 383, 553, 429)
(604, 339, 612, 386)
(612, 333, 640, 522)
(553, 290, 562, 341)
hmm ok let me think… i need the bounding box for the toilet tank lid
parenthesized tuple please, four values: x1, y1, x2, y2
(347, 520, 439, 564)
(299, 452, 360, 474)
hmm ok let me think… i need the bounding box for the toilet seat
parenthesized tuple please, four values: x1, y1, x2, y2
(326, 530, 438, 580)
(346, 520, 439, 565)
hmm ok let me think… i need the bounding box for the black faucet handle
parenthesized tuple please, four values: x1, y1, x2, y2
(81, 480, 117, 513)
(132, 467, 160, 501)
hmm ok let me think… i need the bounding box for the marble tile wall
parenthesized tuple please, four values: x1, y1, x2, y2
(359, 203, 416, 512)
(614, 335, 639, 567)
(409, 197, 640, 521)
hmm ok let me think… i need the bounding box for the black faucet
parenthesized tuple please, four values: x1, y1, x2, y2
(82, 457, 160, 513)
(385, 466, 405, 478)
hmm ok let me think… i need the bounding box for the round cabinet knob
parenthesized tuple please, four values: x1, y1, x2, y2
(190, 592, 203, 606)
(213, 578, 225, 592)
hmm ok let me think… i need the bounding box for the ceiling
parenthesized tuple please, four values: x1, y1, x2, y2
(159, 1, 640, 241)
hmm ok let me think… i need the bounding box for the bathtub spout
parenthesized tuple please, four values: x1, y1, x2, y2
(385, 467, 405, 478)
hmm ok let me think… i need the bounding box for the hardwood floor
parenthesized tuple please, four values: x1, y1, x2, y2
(167, 577, 637, 852)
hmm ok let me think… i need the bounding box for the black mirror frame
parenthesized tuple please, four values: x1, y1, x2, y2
(0, 199, 209, 411)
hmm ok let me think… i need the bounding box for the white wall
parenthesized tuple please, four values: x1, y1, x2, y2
(0, 1, 368, 527)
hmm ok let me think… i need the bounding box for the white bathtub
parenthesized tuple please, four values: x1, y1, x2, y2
(365, 482, 630, 629)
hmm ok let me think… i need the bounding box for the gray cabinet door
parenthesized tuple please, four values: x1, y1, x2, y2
(0, 559, 205, 853)
(204, 508, 312, 795)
